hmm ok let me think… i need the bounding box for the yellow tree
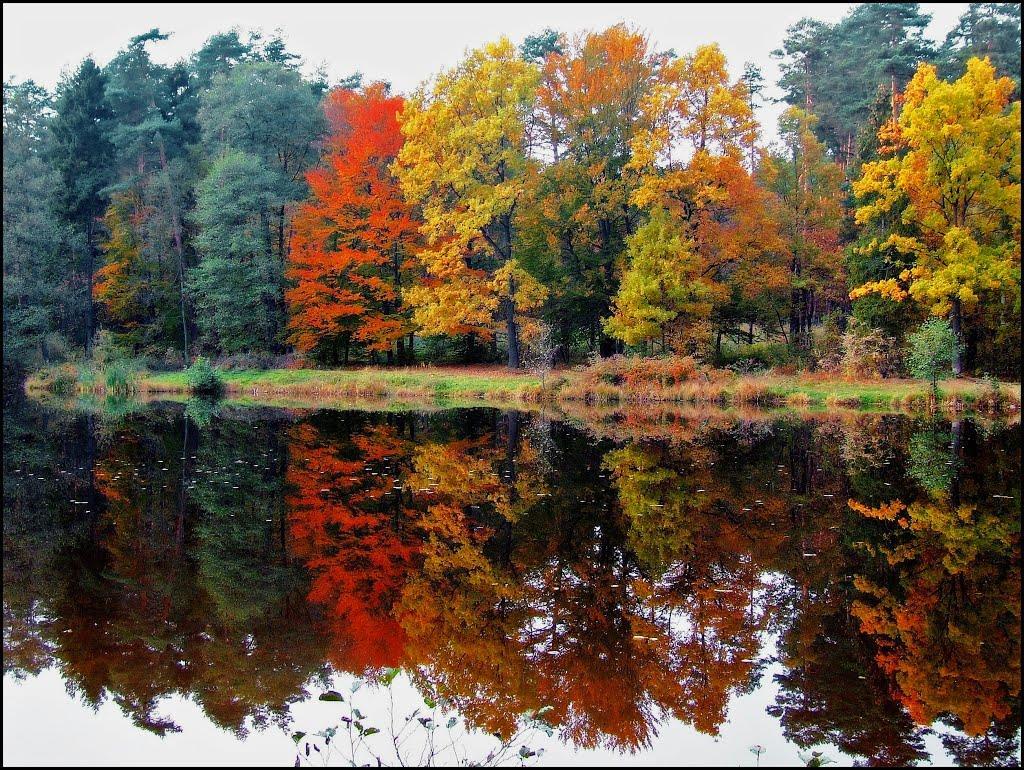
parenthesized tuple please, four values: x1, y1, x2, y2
(849, 57, 1021, 374)
(603, 210, 716, 351)
(394, 38, 547, 368)
(618, 43, 781, 353)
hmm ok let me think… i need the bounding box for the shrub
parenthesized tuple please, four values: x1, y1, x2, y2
(576, 355, 702, 391)
(51, 364, 80, 394)
(814, 312, 845, 372)
(726, 358, 768, 375)
(840, 319, 902, 378)
(185, 356, 225, 395)
(907, 318, 959, 392)
(104, 360, 138, 394)
(90, 329, 128, 369)
(978, 374, 1005, 412)
(162, 347, 186, 370)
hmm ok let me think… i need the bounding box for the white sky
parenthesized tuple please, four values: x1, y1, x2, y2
(3, 3, 970, 144)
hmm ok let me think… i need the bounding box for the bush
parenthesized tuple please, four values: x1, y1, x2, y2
(814, 312, 845, 372)
(907, 318, 959, 391)
(839, 319, 903, 378)
(576, 354, 702, 390)
(726, 358, 768, 375)
(104, 360, 139, 394)
(185, 356, 225, 395)
(162, 347, 186, 370)
(51, 364, 80, 394)
(90, 329, 129, 369)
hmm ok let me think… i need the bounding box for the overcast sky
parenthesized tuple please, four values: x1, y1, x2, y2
(3, 3, 970, 143)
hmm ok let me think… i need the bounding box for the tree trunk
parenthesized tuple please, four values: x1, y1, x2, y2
(505, 269, 520, 369)
(950, 298, 964, 376)
(790, 287, 801, 344)
(85, 222, 96, 354)
(506, 304, 520, 369)
(155, 133, 190, 364)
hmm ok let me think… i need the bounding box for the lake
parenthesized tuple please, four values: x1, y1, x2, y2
(3, 396, 1020, 766)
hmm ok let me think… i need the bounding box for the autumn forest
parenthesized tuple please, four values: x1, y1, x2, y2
(2, 4, 1022, 766)
(3, 3, 1021, 387)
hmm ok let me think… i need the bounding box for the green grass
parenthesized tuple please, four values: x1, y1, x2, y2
(138, 365, 541, 403)
(26, 363, 1020, 414)
(758, 375, 1020, 409)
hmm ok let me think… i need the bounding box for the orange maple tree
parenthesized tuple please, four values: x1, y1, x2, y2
(286, 83, 421, 364)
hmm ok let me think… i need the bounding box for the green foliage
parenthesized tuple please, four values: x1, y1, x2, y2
(198, 61, 324, 207)
(3, 80, 77, 375)
(103, 359, 138, 394)
(907, 318, 960, 389)
(773, 4, 934, 157)
(939, 3, 1021, 86)
(520, 28, 562, 62)
(908, 421, 957, 494)
(604, 212, 713, 351)
(189, 151, 283, 354)
(184, 356, 224, 395)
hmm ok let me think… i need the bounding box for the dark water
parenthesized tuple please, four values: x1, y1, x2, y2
(3, 397, 1021, 767)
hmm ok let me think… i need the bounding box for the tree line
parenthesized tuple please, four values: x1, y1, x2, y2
(3, 3, 1020, 378)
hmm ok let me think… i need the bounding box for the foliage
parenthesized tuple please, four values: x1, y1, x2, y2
(938, 3, 1021, 86)
(839, 319, 903, 379)
(185, 355, 225, 395)
(773, 4, 935, 160)
(763, 107, 846, 350)
(3, 80, 76, 375)
(907, 318, 959, 389)
(3, 18, 1022, 383)
(287, 83, 420, 364)
(604, 212, 714, 352)
(394, 38, 545, 368)
(849, 57, 1021, 374)
(190, 151, 283, 354)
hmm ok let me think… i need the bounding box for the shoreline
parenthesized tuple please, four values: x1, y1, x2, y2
(24, 364, 1023, 414)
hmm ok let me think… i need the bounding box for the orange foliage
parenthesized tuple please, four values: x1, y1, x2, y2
(286, 84, 421, 360)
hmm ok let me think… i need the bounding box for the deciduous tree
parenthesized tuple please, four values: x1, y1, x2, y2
(394, 38, 546, 368)
(287, 84, 420, 364)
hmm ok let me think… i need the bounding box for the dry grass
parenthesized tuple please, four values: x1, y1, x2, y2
(25, 359, 1021, 415)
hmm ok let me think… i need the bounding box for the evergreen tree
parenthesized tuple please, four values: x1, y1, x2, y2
(939, 3, 1021, 88)
(189, 151, 283, 355)
(48, 58, 114, 351)
(3, 81, 76, 374)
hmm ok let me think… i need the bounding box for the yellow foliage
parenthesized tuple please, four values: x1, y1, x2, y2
(849, 57, 1021, 320)
(394, 38, 543, 345)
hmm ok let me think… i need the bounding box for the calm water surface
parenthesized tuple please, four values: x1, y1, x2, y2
(3, 397, 1021, 766)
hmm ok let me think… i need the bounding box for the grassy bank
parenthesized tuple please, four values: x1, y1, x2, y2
(27, 364, 542, 406)
(25, 362, 1021, 414)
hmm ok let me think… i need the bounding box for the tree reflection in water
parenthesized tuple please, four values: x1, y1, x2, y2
(3, 397, 1020, 765)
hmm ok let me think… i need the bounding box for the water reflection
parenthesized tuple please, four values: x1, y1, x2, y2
(3, 397, 1020, 765)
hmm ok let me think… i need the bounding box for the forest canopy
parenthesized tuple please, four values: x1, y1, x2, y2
(3, 4, 1021, 380)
